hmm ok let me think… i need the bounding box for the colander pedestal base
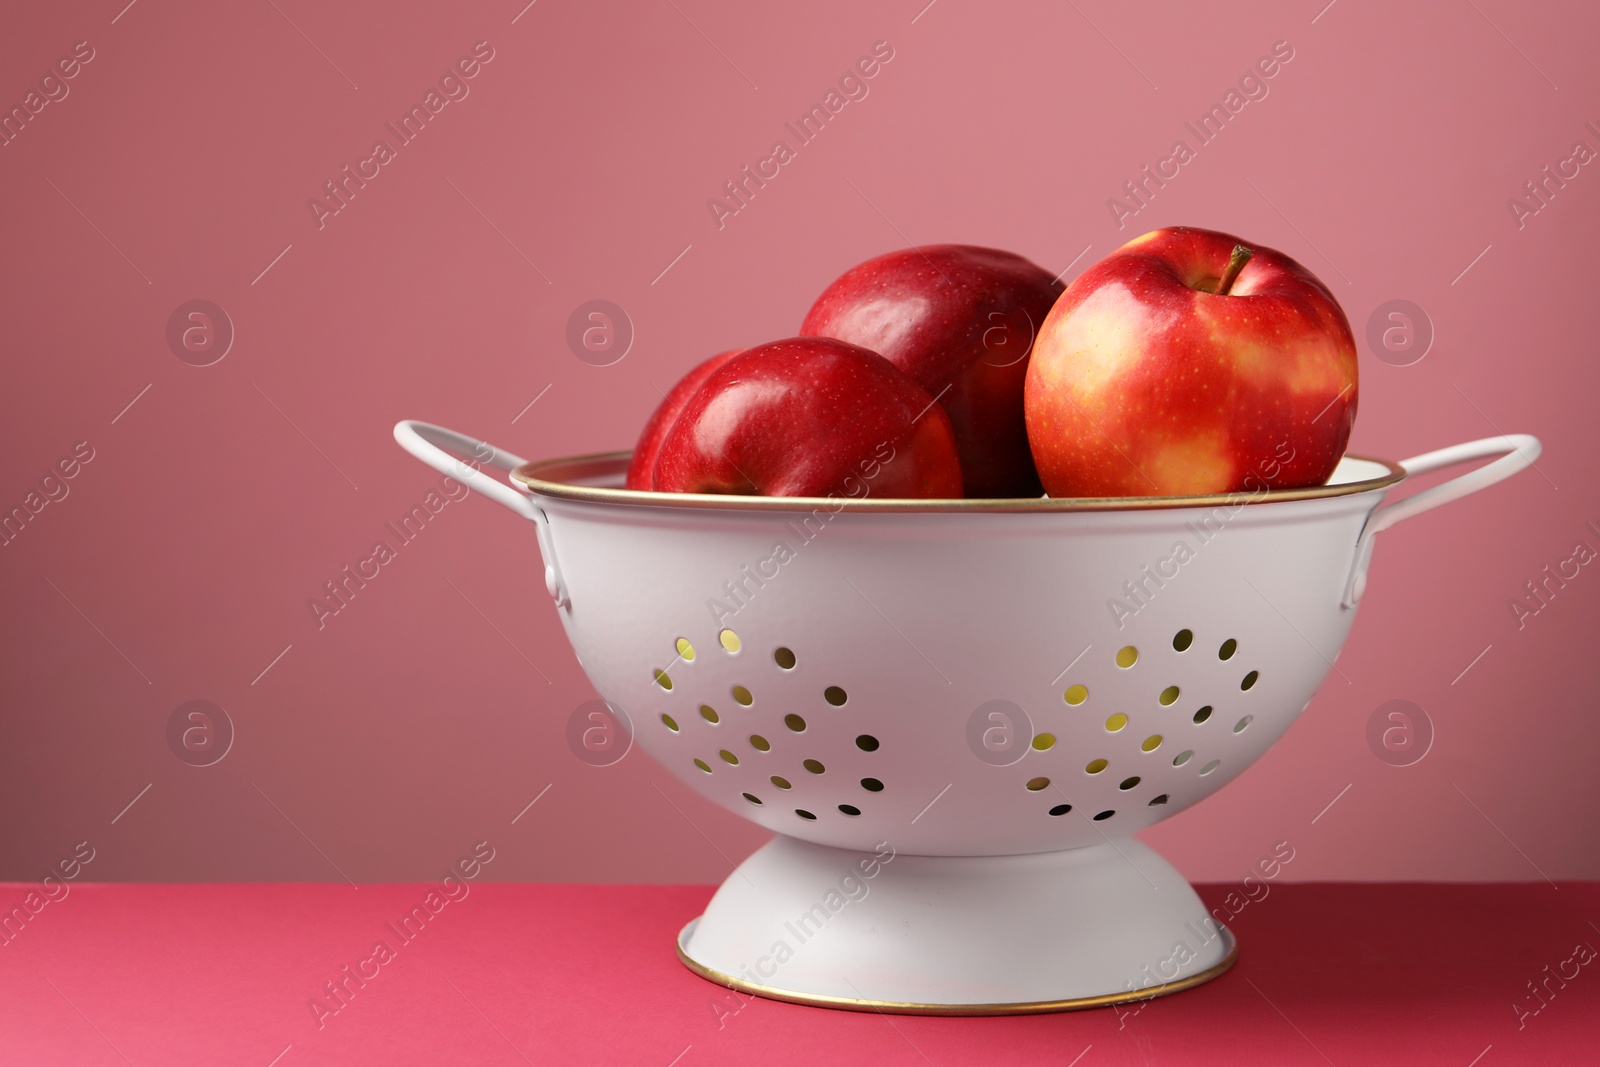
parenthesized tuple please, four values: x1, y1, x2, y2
(676, 835, 1235, 1015)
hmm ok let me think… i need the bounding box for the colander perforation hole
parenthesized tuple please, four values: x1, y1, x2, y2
(676, 637, 696, 661)
(693, 758, 711, 773)
(1173, 750, 1194, 767)
(750, 734, 770, 751)
(1173, 629, 1193, 652)
(1192, 706, 1213, 725)
(855, 735, 880, 752)
(1093, 810, 1116, 821)
(700, 705, 719, 724)
(653, 669, 673, 691)
(1026, 777, 1050, 791)
(1064, 685, 1088, 705)
(784, 714, 806, 732)
(1233, 715, 1254, 734)
(1085, 759, 1108, 775)
(1105, 713, 1128, 733)
(1148, 794, 1169, 806)
(1048, 803, 1073, 817)
(1199, 759, 1221, 776)
(732, 686, 753, 706)
(1241, 670, 1260, 691)
(1119, 776, 1141, 791)
(719, 629, 741, 653)
(824, 686, 848, 706)
(795, 809, 817, 820)
(1159, 686, 1180, 706)
(1116, 646, 1138, 669)
(803, 758, 826, 775)
(661, 714, 679, 732)
(1141, 734, 1162, 752)
(773, 647, 796, 669)
(838, 804, 861, 817)
(718, 749, 739, 765)
(742, 792, 761, 805)
(860, 777, 884, 792)
(770, 775, 791, 789)
(1032, 733, 1056, 751)
(1219, 638, 1238, 660)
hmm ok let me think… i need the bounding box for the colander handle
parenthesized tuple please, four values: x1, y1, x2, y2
(1342, 433, 1542, 607)
(392, 420, 539, 520)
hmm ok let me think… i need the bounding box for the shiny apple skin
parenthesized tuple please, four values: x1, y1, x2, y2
(800, 245, 1063, 498)
(1024, 227, 1358, 498)
(653, 337, 963, 498)
(625, 349, 742, 490)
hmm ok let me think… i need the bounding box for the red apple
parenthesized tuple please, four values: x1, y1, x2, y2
(800, 245, 1063, 497)
(653, 337, 963, 498)
(625, 349, 741, 490)
(1024, 227, 1358, 497)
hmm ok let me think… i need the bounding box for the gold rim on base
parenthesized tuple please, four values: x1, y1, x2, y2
(513, 451, 1405, 514)
(674, 920, 1238, 1016)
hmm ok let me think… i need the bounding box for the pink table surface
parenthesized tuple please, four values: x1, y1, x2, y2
(1, 881, 1595, 1065)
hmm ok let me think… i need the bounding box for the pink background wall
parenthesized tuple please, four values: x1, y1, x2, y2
(1, 0, 1595, 885)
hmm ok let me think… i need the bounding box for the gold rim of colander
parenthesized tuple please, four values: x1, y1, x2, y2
(512, 451, 1406, 513)
(674, 921, 1238, 1015)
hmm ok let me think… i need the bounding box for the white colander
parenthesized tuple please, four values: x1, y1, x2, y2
(395, 420, 1539, 1014)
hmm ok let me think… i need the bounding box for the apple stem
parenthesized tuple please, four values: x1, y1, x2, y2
(1216, 244, 1254, 295)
